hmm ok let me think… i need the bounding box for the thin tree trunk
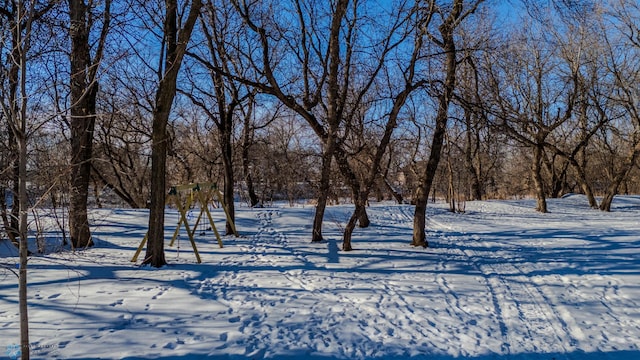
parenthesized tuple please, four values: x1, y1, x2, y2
(447, 155, 456, 212)
(2, 4, 37, 356)
(464, 112, 482, 201)
(312, 137, 336, 242)
(221, 127, 235, 235)
(241, 125, 259, 207)
(383, 177, 403, 204)
(10, 130, 19, 242)
(17, 133, 29, 360)
(532, 144, 548, 213)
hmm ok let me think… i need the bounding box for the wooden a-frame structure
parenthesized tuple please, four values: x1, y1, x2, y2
(132, 182, 238, 263)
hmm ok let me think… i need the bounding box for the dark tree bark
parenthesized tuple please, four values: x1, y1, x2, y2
(16, 127, 28, 360)
(531, 144, 548, 213)
(312, 137, 337, 242)
(143, 0, 203, 267)
(341, 77, 424, 250)
(231, 0, 403, 244)
(241, 103, 260, 207)
(412, 0, 469, 247)
(220, 115, 236, 235)
(68, 0, 111, 248)
(464, 110, 483, 201)
(599, 143, 640, 211)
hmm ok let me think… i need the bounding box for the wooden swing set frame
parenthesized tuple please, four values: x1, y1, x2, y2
(131, 182, 238, 263)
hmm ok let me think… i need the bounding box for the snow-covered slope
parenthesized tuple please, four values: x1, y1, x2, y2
(1, 195, 639, 359)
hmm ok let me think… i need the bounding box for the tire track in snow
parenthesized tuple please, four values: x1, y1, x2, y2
(429, 216, 574, 357)
(479, 261, 573, 355)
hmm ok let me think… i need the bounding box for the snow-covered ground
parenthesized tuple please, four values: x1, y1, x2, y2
(1, 195, 640, 359)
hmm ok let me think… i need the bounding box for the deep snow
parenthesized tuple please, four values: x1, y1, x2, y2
(1, 195, 640, 359)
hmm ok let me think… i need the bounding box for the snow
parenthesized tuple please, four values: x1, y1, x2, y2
(1, 195, 640, 359)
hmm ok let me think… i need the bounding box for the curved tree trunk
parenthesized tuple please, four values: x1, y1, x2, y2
(383, 177, 404, 204)
(334, 147, 370, 229)
(573, 162, 598, 208)
(599, 144, 640, 211)
(342, 204, 363, 251)
(599, 190, 616, 212)
(411, 0, 463, 247)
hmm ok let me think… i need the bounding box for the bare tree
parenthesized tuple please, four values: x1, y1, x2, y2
(180, 1, 256, 234)
(0, 1, 56, 357)
(594, 0, 640, 211)
(67, 0, 112, 248)
(412, 0, 484, 247)
(230, 0, 417, 246)
(482, 11, 584, 213)
(144, 0, 203, 267)
(92, 75, 152, 209)
(341, 0, 435, 250)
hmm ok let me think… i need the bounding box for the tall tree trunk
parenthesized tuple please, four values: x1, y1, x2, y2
(310, 0, 348, 243)
(10, 129, 19, 242)
(532, 144, 548, 213)
(464, 112, 482, 201)
(241, 122, 259, 207)
(339, 56, 425, 250)
(146, 101, 169, 267)
(17, 133, 29, 360)
(412, 116, 448, 247)
(68, 0, 111, 248)
(68, 0, 93, 249)
(143, 0, 203, 267)
(412, 0, 463, 247)
(1, 4, 38, 356)
(221, 125, 235, 235)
